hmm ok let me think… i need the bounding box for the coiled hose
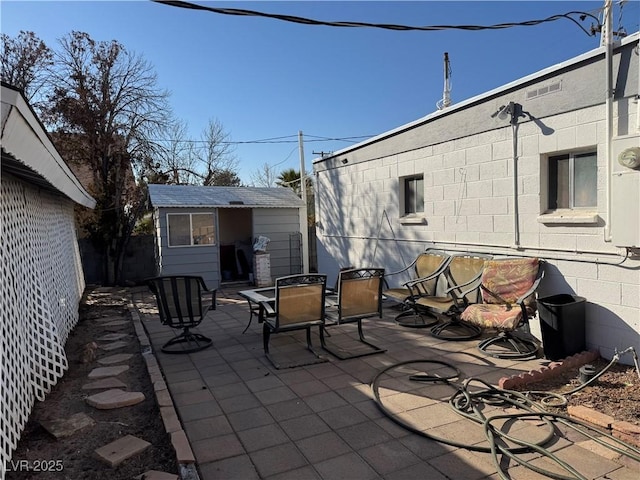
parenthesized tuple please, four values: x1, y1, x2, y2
(371, 358, 640, 480)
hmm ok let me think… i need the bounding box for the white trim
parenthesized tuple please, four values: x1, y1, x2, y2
(537, 210, 599, 225)
(1, 84, 95, 208)
(166, 212, 216, 248)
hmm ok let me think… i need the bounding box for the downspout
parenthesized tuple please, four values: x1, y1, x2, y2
(511, 120, 520, 248)
(604, 0, 614, 242)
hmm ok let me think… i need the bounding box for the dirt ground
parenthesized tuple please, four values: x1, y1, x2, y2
(513, 356, 640, 426)
(6, 288, 178, 480)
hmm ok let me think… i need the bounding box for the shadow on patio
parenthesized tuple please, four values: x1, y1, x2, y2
(131, 284, 639, 480)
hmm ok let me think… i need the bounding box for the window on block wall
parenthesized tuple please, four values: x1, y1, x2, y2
(548, 151, 597, 210)
(401, 175, 424, 217)
(167, 213, 216, 247)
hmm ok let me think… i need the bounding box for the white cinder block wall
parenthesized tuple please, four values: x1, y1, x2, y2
(314, 35, 639, 362)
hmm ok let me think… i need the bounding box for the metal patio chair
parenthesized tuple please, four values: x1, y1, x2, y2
(146, 275, 217, 354)
(383, 250, 451, 328)
(320, 268, 386, 360)
(418, 252, 493, 340)
(260, 274, 328, 369)
(460, 257, 545, 359)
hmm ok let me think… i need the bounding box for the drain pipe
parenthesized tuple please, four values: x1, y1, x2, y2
(604, 0, 614, 242)
(511, 120, 520, 249)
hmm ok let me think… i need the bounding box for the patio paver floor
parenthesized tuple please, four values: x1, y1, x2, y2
(133, 285, 640, 480)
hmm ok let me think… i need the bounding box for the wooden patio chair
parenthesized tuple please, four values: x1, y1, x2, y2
(260, 274, 328, 369)
(320, 268, 386, 360)
(383, 249, 451, 328)
(146, 275, 217, 354)
(460, 257, 545, 359)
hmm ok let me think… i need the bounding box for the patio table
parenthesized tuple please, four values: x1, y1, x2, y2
(238, 286, 337, 333)
(238, 287, 275, 333)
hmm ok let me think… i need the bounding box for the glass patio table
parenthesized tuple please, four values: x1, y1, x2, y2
(238, 285, 337, 333)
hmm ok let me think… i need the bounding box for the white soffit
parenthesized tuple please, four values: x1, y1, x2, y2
(1, 84, 96, 209)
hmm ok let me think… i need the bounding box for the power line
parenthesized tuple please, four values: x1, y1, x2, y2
(153, 0, 600, 37)
(146, 133, 374, 145)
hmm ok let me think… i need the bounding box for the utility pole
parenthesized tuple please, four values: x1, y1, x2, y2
(298, 131, 309, 273)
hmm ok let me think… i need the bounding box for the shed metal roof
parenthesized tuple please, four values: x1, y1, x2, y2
(148, 184, 305, 208)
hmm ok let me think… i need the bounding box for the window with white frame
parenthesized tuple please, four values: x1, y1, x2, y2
(547, 151, 597, 210)
(167, 213, 216, 247)
(402, 175, 424, 216)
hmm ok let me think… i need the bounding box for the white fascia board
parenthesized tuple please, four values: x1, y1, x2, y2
(1, 85, 96, 209)
(317, 31, 639, 163)
(152, 204, 302, 209)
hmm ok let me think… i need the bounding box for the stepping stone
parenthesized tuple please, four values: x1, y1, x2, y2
(88, 365, 129, 379)
(97, 333, 130, 342)
(99, 340, 129, 351)
(82, 378, 127, 390)
(97, 353, 133, 365)
(100, 320, 128, 328)
(40, 412, 95, 439)
(134, 471, 179, 480)
(94, 434, 150, 467)
(94, 315, 125, 323)
(86, 389, 145, 409)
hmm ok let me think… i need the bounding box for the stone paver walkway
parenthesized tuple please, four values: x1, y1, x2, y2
(132, 285, 640, 480)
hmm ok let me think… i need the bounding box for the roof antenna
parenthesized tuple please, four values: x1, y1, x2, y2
(436, 52, 452, 110)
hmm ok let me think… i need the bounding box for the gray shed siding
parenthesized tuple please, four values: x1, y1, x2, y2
(253, 208, 301, 278)
(153, 205, 302, 286)
(155, 207, 220, 289)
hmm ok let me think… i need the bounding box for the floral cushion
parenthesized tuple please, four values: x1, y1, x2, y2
(460, 304, 522, 330)
(480, 258, 539, 307)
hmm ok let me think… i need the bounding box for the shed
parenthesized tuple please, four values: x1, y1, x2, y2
(147, 184, 306, 288)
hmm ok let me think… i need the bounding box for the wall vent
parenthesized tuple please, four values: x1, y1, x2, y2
(527, 81, 562, 100)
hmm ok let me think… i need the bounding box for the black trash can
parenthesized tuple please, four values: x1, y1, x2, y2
(537, 294, 586, 361)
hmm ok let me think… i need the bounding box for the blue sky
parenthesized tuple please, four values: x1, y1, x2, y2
(2, 1, 639, 184)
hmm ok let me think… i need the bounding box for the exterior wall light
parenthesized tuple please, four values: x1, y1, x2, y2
(492, 101, 524, 124)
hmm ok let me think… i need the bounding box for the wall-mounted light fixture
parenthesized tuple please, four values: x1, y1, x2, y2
(491, 101, 524, 124)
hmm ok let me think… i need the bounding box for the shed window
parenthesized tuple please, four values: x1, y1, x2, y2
(402, 175, 424, 215)
(548, 152, 597, 210)
(167, 213, 216, 247)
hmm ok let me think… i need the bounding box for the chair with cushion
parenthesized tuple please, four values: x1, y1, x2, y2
(146, 275, 217, 354)
(383, 250, 451, 328)
(260, 274, 328, 369)
(320, 268, 386, 360)
(417, 252, 493, 340)
(460, 257, 544, 359)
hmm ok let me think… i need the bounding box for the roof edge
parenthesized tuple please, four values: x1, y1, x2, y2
(1, 83, 96, 209)
(315, 31, 639, 163)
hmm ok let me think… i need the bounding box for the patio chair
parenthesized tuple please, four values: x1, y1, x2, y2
(146, 275, 217, 354)
(383, 250, 451, 328)
(260, 274, 328, 369)
(460, 257, 544, 359)
(415, 252, 493, 340)
(320, 268, 386, 360)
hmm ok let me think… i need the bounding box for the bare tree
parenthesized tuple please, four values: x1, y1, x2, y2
(250, 162, 279, 187)
(143, 118, 201, 185)
(0, 30, 53, 103)
(197, 118, 240, 186)
(45, 31, 171, 285)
